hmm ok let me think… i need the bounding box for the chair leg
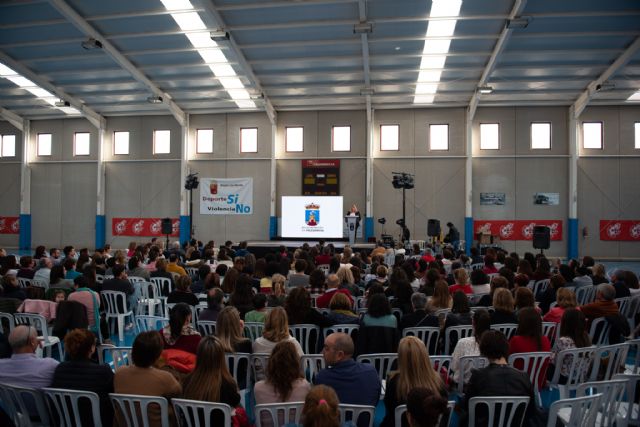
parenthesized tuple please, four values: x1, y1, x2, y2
(118, 316, 124, 342)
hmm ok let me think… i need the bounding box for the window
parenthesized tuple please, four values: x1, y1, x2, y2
(380, 124, 399, 151)
(429, 124, 449, 151)
(74, 132, 90, 156)
(332, 126, 351, 152)
(285, 126, 304, 152)
(582, 122, 603, 149)
(635, 122, 639, 149)
(531, 122, 551, 150)
(153, 130, 171, 154)
(37, 133, 52, 156)
(1, 134, 16, 157)
(240, 127, 258, 153)
(196, 129, 213, 153)
(113, 131, 130, 155)
(480, 123, 499, 150)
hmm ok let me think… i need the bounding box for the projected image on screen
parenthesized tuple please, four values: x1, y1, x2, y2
(281, 196, 344, 238)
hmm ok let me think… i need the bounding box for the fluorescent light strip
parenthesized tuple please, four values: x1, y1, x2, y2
(0, 61, 79, 115)
(163, 0, 255, 109)
(413, 0, 462, 104)
(628, 91, 640, 102)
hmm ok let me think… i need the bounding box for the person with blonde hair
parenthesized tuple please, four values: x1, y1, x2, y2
(429, 279, 452, 310)
(216, 306, 252, 353)
(268, 273, 287, 307)
(301, 385, 340, 427)
(448, 268, 472, 295)
(253, 306, 303, 356)
(381, 336, 447, 427)
(490, 287, 517, 324)
(543, 287, 577, 323)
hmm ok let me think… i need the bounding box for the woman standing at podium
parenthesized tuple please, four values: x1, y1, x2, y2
(346, 204, 361, 240)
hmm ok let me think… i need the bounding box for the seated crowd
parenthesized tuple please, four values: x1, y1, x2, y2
(0, 240, 638, 427)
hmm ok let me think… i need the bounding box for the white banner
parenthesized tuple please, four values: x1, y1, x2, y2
(200, 178, 253, 215)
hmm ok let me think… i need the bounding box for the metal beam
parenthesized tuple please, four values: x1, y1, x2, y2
(0, 50, 105, 128)
(47, 0, 187, 127)
(0, 107, 24, 131)
(571, 35, 640, 118)
(468, 0, 528, 119)
(191, 0, 277, 125)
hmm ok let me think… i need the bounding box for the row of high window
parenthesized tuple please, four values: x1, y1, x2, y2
(0, 122, 639, 157)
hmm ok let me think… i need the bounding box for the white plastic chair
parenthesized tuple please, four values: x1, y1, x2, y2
(300, 354, 326, 383)
(395, 401, 455, 427)
(508, 351, 552, 408)
(429, 355, 453, 380)
(0, 382, 51, 427)
(244, 321, 264, 341)
(576, 286, 597, 305)
(98, 345, 133, 371)
(225, 353, 251, 401)
(548, 346, 597, 399)
(138, 281, 163, 316)
(197, 320, 217, 336)
(624, 296, 640, 329)
(135, 315, 168, 333)
(323, 323, 359, 339)
(491, 323, 519, 340)
(250, 353, 271, 381)
(30, 279, 48, 290)
(589, 317, 611, 346)
(542, 322, 557, 344)
(289, 324, 320, 354)
(457, 356, 489, 393)
(338, 404, 376, 427)
(613, 373, 640, 427)
(14, 312, 63, 359)
(471, 263, 484, 270)
(626, 338, 640, 374)
(546, 393, 602, 427)
(444, 325, 473, 355)
(576, 378, 627, 427)
(356, 353, 398, 398)
(402, 326, 440, 355)
(0, 311, 14, 334)
(254, 401, 304, 427)
(591, 343, 629, 381)
(109, 393, 170, 427)
(101, 290, 134, 342)
(172, 398, 232, 427)
(16, 277, 31, 288)
(468, 396, 529, 427)
(150, 276, 173, 296)
(532, 279, 550, 298)
(43, 387, 103, 427)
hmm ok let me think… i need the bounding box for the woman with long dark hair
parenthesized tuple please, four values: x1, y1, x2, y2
(451, 309, 491, 385)
(548, 308, 591, 383)
(254, 340, 310, 405)
(509, 307, 551, 389)
(161, 302, 201, 354)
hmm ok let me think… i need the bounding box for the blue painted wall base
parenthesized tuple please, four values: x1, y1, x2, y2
(568, 218, 578, 260)
(269, 216, 277, 239)
(464, 217, 473, 255)
(95, 215, 106, 249)
(365, 217, 374, 241)
(179, 215, 190, 245)
(19, 214, 31, 250)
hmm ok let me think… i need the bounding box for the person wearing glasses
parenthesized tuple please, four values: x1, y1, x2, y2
(0, 325, 59, 388)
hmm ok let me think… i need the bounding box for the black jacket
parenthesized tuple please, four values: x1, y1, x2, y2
(399, 309, 439, 331)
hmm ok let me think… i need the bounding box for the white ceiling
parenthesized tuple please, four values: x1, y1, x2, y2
(0, 0, 639, 123)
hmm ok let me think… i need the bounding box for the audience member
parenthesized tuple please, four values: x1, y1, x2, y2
(451, 309, 491, 385)
(198, 287, 223, 321)
(542, 288, 576, 323)
(246, 293, 268, 323)
(166, 253, 187, 277)
(301, 385, 341, 427)
(229, 274, 255, 319)
(286, 287, 332, 328)
(399, 292, 438, 330)
(404, 387, 449, 427)
(316, 274, 354, 309)
(444, 291, 473, 330)
(167, 275, 199, 306)
(327, 292, 359, 324)
(430, 280, 452, 310)
(548, 308, 591, 383)
(216, 306, 252, 353)
(253, 307, 303, 356)
(289, 259, 310, 288)
(490, 288, 517, 324)
(0, 325, 58, 388)
(161, 302, 201, 354)
(267, 273, 287, 307)
(580, 283, 619, 325)
(449, 269, 473, 295)
(509, 307, 551, 389)
(255, 340, 311, 406)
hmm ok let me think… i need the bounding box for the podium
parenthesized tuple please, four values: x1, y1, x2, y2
(345, 215, 359, 245)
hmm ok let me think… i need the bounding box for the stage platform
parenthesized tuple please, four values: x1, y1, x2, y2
(243, 240, 375, 258)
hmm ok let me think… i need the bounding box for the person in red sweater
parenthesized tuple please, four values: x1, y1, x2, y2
(543, 288, 577, 324)
(161, 302, 201, 354)
(316, 274, 353, 309)
(509, 307, 551, 390)
(448, 268, 473, 295)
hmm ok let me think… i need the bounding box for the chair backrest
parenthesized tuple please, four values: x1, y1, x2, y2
(17, 277, 31, 288)
(244, 321, 264, 341)
(0, 311, 14, 334)
(589, 316, 610, 346)
(395, 401, 455, 427)
(172, 398, 232, 427)
(101, 290, 131, 315)
(289, 324, 320, 354)
(508, 351, 552, 407)
(429, 355, 453, 382)
(541, 322, 557, 344)
(225, 353, 251, 392)
(14, 312, 50, 339)
(444, 325, 473, 355)
(43, 387, 102, 427)
(197, 320, 217, 336)
(150, 277, 173, 295)
(110, 393, 169, 427)
(590, 342, 629, 381)
(128, 276, 146, 285)
(251, 353, 271, 380)
(613, 373, 640, 425)
(96, 274, 105, 284)
(546, 393, 602, 427)
(300, 354, 326, 383)
(468, 396, 529, 427)
(98, 345, 133, 371)
(575, 286, 597, 305)
(402, 326, 440, 355)
(323, 323, 359, 339)
(254, 401, 305, 427)
(625, 295, 640, 327)
(185, 267, 199, 278)
(471, 263, 484, 270)
(549, 346, 597, 393)
(355, 353, 398, 383)
(490, 323, 518, 340)
(532, 279, 550, 298)
(627, 338, 640, 374)
(457, 356, 489, 393)
(338, 404, 375, 427)
(0, 381, 51, 426)
(135, 315, 168, 333)
(576, 378, 627, 427)
(30, 279, 48, 290)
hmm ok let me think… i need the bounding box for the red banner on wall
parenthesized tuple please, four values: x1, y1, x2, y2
(474, 220, 563, 241)
(0, 217, 20, 234)
(600, 220, 640, 241)
(111, 218, 180, 237)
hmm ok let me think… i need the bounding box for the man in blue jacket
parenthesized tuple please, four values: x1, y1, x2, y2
(315, 332, 381, 407)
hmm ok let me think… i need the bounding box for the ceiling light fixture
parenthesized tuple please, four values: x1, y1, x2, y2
(627, 91, 640, 102)
(54, 99, 70, 107)
(147, 96, 163, 104)
(595, 81, 615, 92)
(360, 87, 375, 96)
(353, 22, 373, 34)
(506, 17, 531, 29)
(478, 86, 494, 94)
(210, 30, 230, 42)
(81, 38, 103, 50)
